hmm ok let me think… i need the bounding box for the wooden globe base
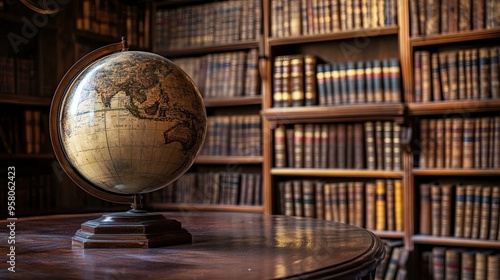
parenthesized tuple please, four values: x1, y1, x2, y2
(72, 210, 192, 248)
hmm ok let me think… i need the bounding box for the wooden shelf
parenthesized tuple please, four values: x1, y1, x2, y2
(412, 235, 500, 249)
(0, 94, 52, 107)
(413, 169, 500, 176)
(269, 26, 399, 46)
(410, 28, 500, 47)
(271, 168, 404, 178)
(262, 103, 404, 123)
(203, 96, 262, 107)
(195, 156, 263, 164)
(408, 99, 500, 116)
(147, 203, 264, 214)
(155, 40, 260, 57)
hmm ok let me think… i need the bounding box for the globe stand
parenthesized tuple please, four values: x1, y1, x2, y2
(72, 195, 192, 248)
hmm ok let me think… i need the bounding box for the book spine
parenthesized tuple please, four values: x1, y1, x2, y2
(328, 124, 337, 168)
(479, 186, 492, 239)
(356, 61, 366, 103)
(471, 185, 483, 239)
(386, 179, 395, 231)
(472, 0, 485, 29)
(455, 184, 466, 238)
(347, 182, 355, 224)
(354, 181, 364, 227)
(365, 122, 376, 170)
(432, 247, 446, 280)
(479, 47, 491, 99)
(491, 47, 499, 99)
(451, 118, 463, 168)
(435, 119, 445, 168)
(426, 0, 440, 35)
(294, 124, 304, 168)
(331, 183, 340, 221)
(490, 186, 500, 240)
(421, 51, 431, 102)
(290, 55, 305, 107)
(461, 251, 475, 280)
(320, 124, 328, 169)
(354, 123, 364, 169)
(480, 117, 490, 168)
(315, 181, 324, 219)
(316, 64, 327, 105)
(376, 179, 386, 231)
(414, 51, 422, 102)
(304, 123, 314, 168)
(383, 121, 393, 170)
(293, 180, 303, 217)
(431, 184, 441, 236)
(286, 128, 295, 168)
(394, 179, 403, 231)
(304, 55, 317, 106)
(372, 60, 384, 103)
(463, 184, 475, 238)
(324, 183, 332, 221)
(458, 50, 466, 99)
(365, 181, 377, 230)
(448, 51, 459, 100)
(273, 56, 284, 107)
(441, 184, 453, 236)
(274, 125, 287, 168)
(458, 0, 472, 31)
(338, 182, 348, 223)
(445, 249, 460, 280)
(313, 124, 321, 168)
(337, 123, 347, 168)
(431, 53, 442, 101)
(303, 180, 315, 218)
(420, 183, 432, 235)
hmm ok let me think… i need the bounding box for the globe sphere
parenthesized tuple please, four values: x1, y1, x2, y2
(57, 51, 206, 195)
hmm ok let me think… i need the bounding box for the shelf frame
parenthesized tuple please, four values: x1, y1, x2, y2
(412, 235, 500, 249)
(413, 169, 500, 176)
(155, 40, 260, 58)
(268, 26, 399, 46)
(408, 99, 500, 116)
(271, 168, 404, 178)
(410, 28, 500, 47)
(262, 103, 405, 124)
(0, 94, 52, 107)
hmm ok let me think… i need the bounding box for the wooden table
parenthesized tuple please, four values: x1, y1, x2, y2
(2, 212, 385, 279)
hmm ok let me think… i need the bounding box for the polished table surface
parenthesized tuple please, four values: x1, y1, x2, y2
(2, 212, 385, 279)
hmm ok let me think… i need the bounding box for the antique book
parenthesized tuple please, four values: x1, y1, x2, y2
(384, 121, 393, 170)
(445, 249, 461, 279)
(290, 55, 305, 106)
(328, 124, 337, 168)
(431, 53, 442, 101)
(458, 0, 471, 31)
(293, 180, 303, 217)
(324, 183, 332, 221)
(354, 123, 364, 169)
(273, 56, 284, 107)
(491, 47, 499, 99)
(293, 124, 304, 168)
(441, 184, 453, 236)
(435, 119, 445, 168)
(346, 61, 357, 103)
(489, 186, 500, 240)
(302, 180, 315, 218)
(304, 123, 314, 168)
(315, 181, 324, 220)
(426, 0, 440, 35)
(356, 61, 366, 103)
(365, 181, 377, 230)
(274, 125, 287, 168)
(479, 186, 492, 239)
(338, 182, 348, 223)
(451, 118, 463, 168)
(347, 182, 355, 224)
(457, 50, 466, 99)
(472, 0, 485, 29)
(376, 179, 386, 231)
(337, 123, 347, 168)
(365, 121, 376, 170)
(455, 184, 466, 238)
(463, 184, 475, 238)
(431, 184, 441, 236)
(375, 121, 384, 169)
(316, 64, 327, 105)
(421, 51, 431, 102)
(372, 60, 384, 103)
(346, 123, 354, 167)
(471, 185, 483, 239)
(420, 183, 432, 235)
(281, 56, 292, 106)
(419, 119, 429, 168)
(354, 181, 364, 227)
(479, 47, 491, 99)
(414, 51, 422, 102)
(439, 52, 450, 100)
(432, 247, 446, 280)
(448, 51, 458, 100)
(386, 179, 395, 231)
(463, 118, 475, 168)
(313, 124, 322, 168)
(461, 251, 475, 280)
(394, 179, 403, 231)
(427, 119, 436, 168)
(304, 55, 317, 106)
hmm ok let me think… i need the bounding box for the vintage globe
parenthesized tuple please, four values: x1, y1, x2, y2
(51, 49, 207, 197)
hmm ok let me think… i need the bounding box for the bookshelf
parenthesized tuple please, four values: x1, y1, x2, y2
(405, 0, 500, 278)
(148, 0, 265, 213)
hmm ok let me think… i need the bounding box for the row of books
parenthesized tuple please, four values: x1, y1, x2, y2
(316, 58, 401, 106)
(375, 240, 407, 280)
(410, 0, 500, 37)
(147, 172, 262, 206)
(172, 49, 259, 99)
(414, 46, 499, 102)
(201, 115, 262, 157)
(271, 0, 398, 38)
(0, 110, 51, 155)
(422, 247, 499, 280)
(273, 55, 401, 107)
(419, 116, 500, 169)
(274, 121, 401, 170)
(276, 179, 404, 232)
(0, 56, 37, 96)
(76, 1, 151, 49)
(420, 183, 500, 240)
(155, 0, 261, 50)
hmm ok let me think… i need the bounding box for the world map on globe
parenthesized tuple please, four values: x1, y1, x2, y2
(59, 51, 206, 195)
